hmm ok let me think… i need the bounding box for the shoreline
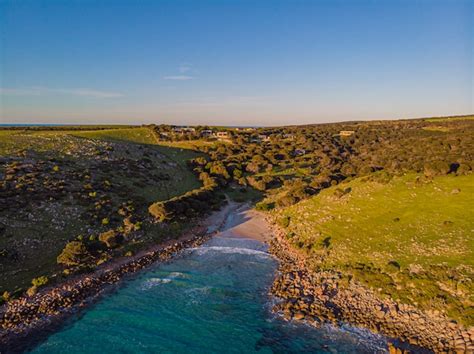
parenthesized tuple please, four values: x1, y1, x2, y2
(266, 220, 474, 353)
(0, 201, 240, 353)
(2, 202, 473, 353)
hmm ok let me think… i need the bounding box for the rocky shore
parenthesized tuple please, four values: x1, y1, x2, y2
(267, 224, 474, 353)
(0, 197, 244, 353)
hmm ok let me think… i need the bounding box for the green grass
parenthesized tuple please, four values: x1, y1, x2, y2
(0, 127, 203, 295)
(273, 173, 474, 325)
(155, 139, 219, 151)
(424, 115, 474, 122)
(70, 127, 157, 145)
(72, 127, 203, 197)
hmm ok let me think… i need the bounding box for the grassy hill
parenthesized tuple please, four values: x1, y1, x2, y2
(272, 173, 474, 325)
(0, 127, 202, 296)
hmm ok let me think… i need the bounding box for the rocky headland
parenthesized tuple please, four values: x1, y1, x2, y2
(267, 222, 474, 353)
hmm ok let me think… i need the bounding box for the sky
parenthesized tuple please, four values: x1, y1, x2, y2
(0, 0, 472, 126)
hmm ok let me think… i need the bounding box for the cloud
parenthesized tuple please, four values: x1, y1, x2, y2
(0, 87, 123, 98)
(179, 64, 192, 73)
(163, 75, 194, 81)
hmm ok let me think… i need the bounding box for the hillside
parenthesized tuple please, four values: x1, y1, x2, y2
(272, 173, 474, 325)
(0, 127, 202, 297)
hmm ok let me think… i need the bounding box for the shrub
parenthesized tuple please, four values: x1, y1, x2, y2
(278, 216, 291, 228)
(98, 230, 123, 248)
(148, 202, 170, 222)
(255, 201, 275, 211)
(32, 276, 49, 287)
(275, 194, 297, 208)
(57, 241, 90, 266)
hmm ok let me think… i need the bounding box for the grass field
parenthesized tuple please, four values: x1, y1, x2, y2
(154, 139, 219, 151)
(424, 115, 474, 122)
(273, 173, 474, 325)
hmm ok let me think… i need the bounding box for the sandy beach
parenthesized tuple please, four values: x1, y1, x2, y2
(216, 203, 272, 242)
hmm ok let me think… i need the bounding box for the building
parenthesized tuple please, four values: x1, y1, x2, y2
(339, 130, 355, 137)
(258, 134, 271, 142)
(200, 129, 214, 138)
(215, 131, 230, 140)
(172, 127, 196, 135)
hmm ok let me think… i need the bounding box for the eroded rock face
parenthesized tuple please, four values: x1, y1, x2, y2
(268, 227, 474, 353)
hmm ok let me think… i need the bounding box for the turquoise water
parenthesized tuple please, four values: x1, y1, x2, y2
(32, 237, 388, 353)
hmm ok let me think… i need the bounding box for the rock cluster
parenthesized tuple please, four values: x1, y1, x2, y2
(268, 227, 474, 353)
(0, 233, 210, 350)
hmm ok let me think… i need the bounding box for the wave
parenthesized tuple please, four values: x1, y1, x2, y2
(187, 246, 272, 258)
(140, 272, 185, 290)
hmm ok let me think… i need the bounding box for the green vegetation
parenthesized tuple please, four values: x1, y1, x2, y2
(71, 127, 157, 145)
(0, 126, 203, 295)
(273, 173, 474, 325)
(1, 115, 473, 327)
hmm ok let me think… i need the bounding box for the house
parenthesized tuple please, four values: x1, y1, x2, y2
(200, 129, 214, 138)
(172, 127, 196, 135)
(283, 133, 295, 140)
(339, 130, 355, 137)
(214, 131, 230, 140)
(258, 134, 271, 142)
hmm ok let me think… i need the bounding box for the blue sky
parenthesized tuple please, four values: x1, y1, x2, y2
(0, 0, 472, 126)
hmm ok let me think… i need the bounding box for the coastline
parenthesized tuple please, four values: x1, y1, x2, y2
(266, 219, 474, 353)
(2, 201, 473, 353)
(0, 201, 240, 353)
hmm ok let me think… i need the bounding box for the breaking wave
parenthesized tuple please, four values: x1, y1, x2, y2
(187, 246, 272, 258)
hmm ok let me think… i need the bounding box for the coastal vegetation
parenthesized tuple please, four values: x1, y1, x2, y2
(150, 115, 474, 329)
(1, 115, 473, 351)
(0, 127, 206, 298)
(272, 173, 474, 325)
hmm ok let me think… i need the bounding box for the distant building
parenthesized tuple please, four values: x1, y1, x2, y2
(250, 137, 261, 143)
(283, 133, 295, 140)
(200, 129, 214, 138)
(258, 134, 271, 142)
(215, 131, 230, 140)
(172, 127, 196, 135)
(339, 130, 355, 137)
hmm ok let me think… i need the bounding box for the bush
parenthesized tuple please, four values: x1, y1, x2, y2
(98, 230, 123, 248)
(275, 194, 297, 208)
(255, 201, 275, 211)
(148, 202, 169, 222)
(57, 241, 90, 266)
(278, 216, 291, 228)
(32, 276, 49, 287)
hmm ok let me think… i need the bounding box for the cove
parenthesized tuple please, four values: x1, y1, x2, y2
(30, 235, 389, 353)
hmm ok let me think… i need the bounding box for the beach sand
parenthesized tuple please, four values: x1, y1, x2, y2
(216, 203, 272, 242)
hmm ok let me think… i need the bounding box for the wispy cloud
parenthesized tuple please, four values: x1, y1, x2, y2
(0, 87, 123, 98)
(163, 64, 195, 81)
(163, 75, 194, 81)
(179, 64, 192, 73)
